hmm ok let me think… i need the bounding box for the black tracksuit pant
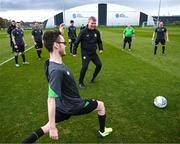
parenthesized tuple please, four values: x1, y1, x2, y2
(79, 53, 102, 84)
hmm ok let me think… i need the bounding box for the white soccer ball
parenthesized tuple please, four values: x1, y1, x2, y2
(154, 96, 167, 108)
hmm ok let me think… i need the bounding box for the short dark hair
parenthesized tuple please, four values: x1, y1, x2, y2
(88, 16, 96, 22)
(70, 20, 74, 23)
(43, 31, 60, 52)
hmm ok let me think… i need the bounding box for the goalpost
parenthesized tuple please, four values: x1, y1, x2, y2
(142, 21, 156, 28)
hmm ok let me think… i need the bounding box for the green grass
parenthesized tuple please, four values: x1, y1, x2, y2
(0, 26, 180, 143)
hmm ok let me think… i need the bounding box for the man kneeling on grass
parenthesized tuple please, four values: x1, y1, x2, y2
(22, 31, 112, 143)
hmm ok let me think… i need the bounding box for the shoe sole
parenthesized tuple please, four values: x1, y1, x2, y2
(97, 131, 112, 138)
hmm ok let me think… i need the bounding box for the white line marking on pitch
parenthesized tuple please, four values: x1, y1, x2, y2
(0, 46, 34, 66)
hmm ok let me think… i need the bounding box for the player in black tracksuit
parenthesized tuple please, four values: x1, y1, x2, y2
(152, 21, 169, 55)
(73, 16, 103, 88)
(7, 20, 16, 52)
(68, 20, 77, 54)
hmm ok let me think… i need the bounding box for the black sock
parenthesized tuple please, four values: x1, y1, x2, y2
(70, 43, 72, 53)
(154, 46, 157, 55)
(22, 128, 44, 143)
(15, 55, 18, 64)
(162, 46, 165, 54)
(22, 54, 26, 62)
(37, 50, 41, 58)
(123, 43, 126, 49)
(98, 114, 106, 133)
(129, 43, 131, 49)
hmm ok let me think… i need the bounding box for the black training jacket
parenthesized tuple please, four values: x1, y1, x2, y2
(73, 27, 103, 55)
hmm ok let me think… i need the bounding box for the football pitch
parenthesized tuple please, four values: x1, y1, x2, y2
(0, 26, 180, 143)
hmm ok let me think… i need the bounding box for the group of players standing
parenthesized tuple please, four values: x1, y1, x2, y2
(7, 21, 43, 67)
(7, 18, 169, 87)
(7, 18, 103, 89)
(65, 19, 169, 88)
(121, 21, 169, 55)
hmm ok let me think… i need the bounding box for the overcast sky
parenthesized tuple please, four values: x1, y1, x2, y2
(0, 0, 180, 21)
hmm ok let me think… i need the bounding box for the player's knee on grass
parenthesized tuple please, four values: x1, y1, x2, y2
(41, 122, 50, 134)
(41, 126, 49, 134)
